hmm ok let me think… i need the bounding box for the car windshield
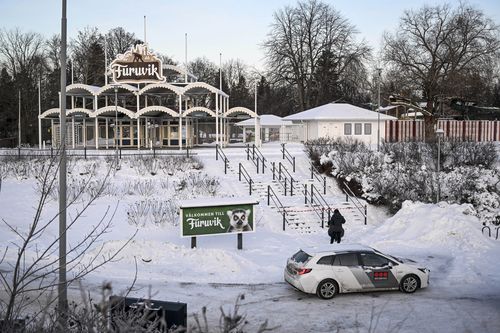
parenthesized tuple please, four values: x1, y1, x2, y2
(291, 250, 312, 264)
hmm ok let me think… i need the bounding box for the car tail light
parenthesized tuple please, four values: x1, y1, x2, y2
(297, 268, 312, 275)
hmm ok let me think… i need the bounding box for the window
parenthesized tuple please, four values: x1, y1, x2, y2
(344, 123, 352, 135)
(354, 123, 362, 135)
(334, 253, 359, 266)
(292, 250, 312, 264)
(360, 253, 390, 267)
(364, 123, 372, 135)
(317, 255, 334, 265)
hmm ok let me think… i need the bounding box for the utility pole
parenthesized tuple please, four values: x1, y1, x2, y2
(58, 0, 68, 329)
(376, 68, 382, 152)
(18, 90, 21, 149)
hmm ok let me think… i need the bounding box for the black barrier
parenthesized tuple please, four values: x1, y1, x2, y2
(110, 296, 187, 331)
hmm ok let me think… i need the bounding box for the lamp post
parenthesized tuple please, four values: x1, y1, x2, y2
(436, 128, 444, 203)
(376, 68, 382, 152)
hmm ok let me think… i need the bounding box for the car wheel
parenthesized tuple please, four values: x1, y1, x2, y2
(400, 274, 420, 293)
(316, 279, 338, 299)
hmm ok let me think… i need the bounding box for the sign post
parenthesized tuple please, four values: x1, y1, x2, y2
(179, 197, 258, 250)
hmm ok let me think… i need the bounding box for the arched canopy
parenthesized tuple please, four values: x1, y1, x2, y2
(182, 82, 229, 98)
(183, 106, 216, 118)
(66, 84, 100, 97)
(94, 106, 135, 118)
(97, 84, 138, 96)
(136, 106, 179, 118)
(39, 108, 61, 119)
(224, 107, 256, 118)
(67, 108, 94, 117)
(139, 83, 182, 96)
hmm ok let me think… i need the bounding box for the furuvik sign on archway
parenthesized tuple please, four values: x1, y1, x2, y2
(110, 44, 166, 84)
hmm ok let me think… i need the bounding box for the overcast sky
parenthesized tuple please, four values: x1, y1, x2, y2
(1, 0, 499, 70)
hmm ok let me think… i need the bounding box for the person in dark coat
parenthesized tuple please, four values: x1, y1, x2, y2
(327, 209, 346, 244)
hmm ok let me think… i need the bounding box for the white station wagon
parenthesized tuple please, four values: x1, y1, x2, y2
(284, 244, 430, 299)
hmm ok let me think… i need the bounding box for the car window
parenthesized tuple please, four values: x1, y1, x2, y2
(360, 253, 390, 267)
(292, 250, 312, 264)
(317, 255, 334, 265)
(334, 253, 359, 266)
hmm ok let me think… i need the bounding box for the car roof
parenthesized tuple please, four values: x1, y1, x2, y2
(301, 243, 375, 255)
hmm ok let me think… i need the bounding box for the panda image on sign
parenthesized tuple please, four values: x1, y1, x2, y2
(226, 209, 252, 232)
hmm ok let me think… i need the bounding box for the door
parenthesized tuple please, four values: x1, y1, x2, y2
(359, 252, 399, 290)
(331, 253, 367, 292)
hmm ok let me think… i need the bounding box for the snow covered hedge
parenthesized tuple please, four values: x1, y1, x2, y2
(305, 138, 500, 223)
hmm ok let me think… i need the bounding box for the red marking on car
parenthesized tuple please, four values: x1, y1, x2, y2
(297, 268, 312, 275)
(373, 271, 389, 280)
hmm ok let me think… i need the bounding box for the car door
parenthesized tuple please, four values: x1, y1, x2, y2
(331, 253, 367, 292)
(359, 252, 399, 290)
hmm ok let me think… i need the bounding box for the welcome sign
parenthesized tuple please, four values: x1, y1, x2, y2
(110, 44, 166, 84)
(180, 199, 258, 237)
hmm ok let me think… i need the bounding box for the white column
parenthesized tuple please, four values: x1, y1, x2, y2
(51, 119, 54, 146)
(95, 117, 99, 149)
(72, 116, 75, 148)
(105, 118, 109, 149)
(179, 95, 183, 150)
(243, 127, 246, 143)
(137, 118, 140, 150)
(83, 117, 87, 148)
(38, 80, 42, 149)
(145, 117, 149, 148)
(215, 93, 219, 145)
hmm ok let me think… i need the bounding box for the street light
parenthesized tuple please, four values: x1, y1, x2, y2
(376, 68, 382, 152)
(436, 128, 444, 203)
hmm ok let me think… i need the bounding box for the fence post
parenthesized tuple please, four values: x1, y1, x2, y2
(224, 157, 228, 174)
(321, 208, 324, 229)
(119, 147, 122, 159)
(323, 177, 326, 195)
(249, 179, 252, 196)
(51, 147, 53, 158)
(310, 184, 314, 204)
(256, 157, 259, 174)
(345, 192, 348, 202)
(290, 177, 294, 196)
(246, 144, 249, 160)
(267, 185, 270, 205)
(272, 162, 275, 180)
(282, 212, 286, 231)
(310, 163, 313, 179)
(84, 146, 87, 160)
(252, 144, 255, 160)
(239, 163, 242, 181)
(364, 205, 367, 225)
(281, 143, 285, 159)
(279, 162, 282, 181)
(262, 157, 265, 174)
(293, 156, 295, 173)
(215, 144, 218, 160)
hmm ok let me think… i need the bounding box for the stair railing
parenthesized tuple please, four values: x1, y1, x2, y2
(215, 144, 229, 174)
(304, 183, 331, 228)
(238, 163, 253, 195)
(310, 162, 327, 194)
(271, 162, 296, 196)
(281, 143, 296, 172)
(342, 181, 367, 225)
(267, 184, 289, 231)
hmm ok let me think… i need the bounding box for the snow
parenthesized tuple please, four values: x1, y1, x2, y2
(283, 103, 397, 121)
(179, 196, 259, 208)
(235, 114, 292, 127)
(1, 143, 500, 332)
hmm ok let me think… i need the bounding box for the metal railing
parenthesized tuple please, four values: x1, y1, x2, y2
(342, 181, 367, 225)
(310, 162, 327, 194)
(215, 144, 229, 174)
(267, 184, 289, 231)
(238, 163, 253, 195)
(0, 147, 193, 159)
(281, 143, 295, 172)
(271, 162, 296, 196)
(482, 224, 500, 240)
(246, 144, 267, 174)
(304, 183, 331, 228)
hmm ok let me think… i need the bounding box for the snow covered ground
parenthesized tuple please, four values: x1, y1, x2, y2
(1, 143, 500, 332)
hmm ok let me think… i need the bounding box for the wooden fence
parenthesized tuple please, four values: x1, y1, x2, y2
(385, 120, 500, 142)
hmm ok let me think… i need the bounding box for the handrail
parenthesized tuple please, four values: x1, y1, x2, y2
(281, 143, 296, 172)
(310, 162, 327, 194)
(267, 184, 289, 231)
(272, 162, 296, 196)
(215, 144, 229, 174)
(238, 162, 253, 195)
(342, 181, 367, 225)
(305, 183, 331, 228)
(245, 144, 266, 174)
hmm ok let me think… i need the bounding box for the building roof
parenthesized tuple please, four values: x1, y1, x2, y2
(284, 103, 397, 121)
(235, 114, 292, 127)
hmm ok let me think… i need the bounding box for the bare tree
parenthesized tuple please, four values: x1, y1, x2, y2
(263, 0, 371, 111)
(104, 27, 138, 61)
(0, 154, 135, 327)
(383, 2, 500, 139)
